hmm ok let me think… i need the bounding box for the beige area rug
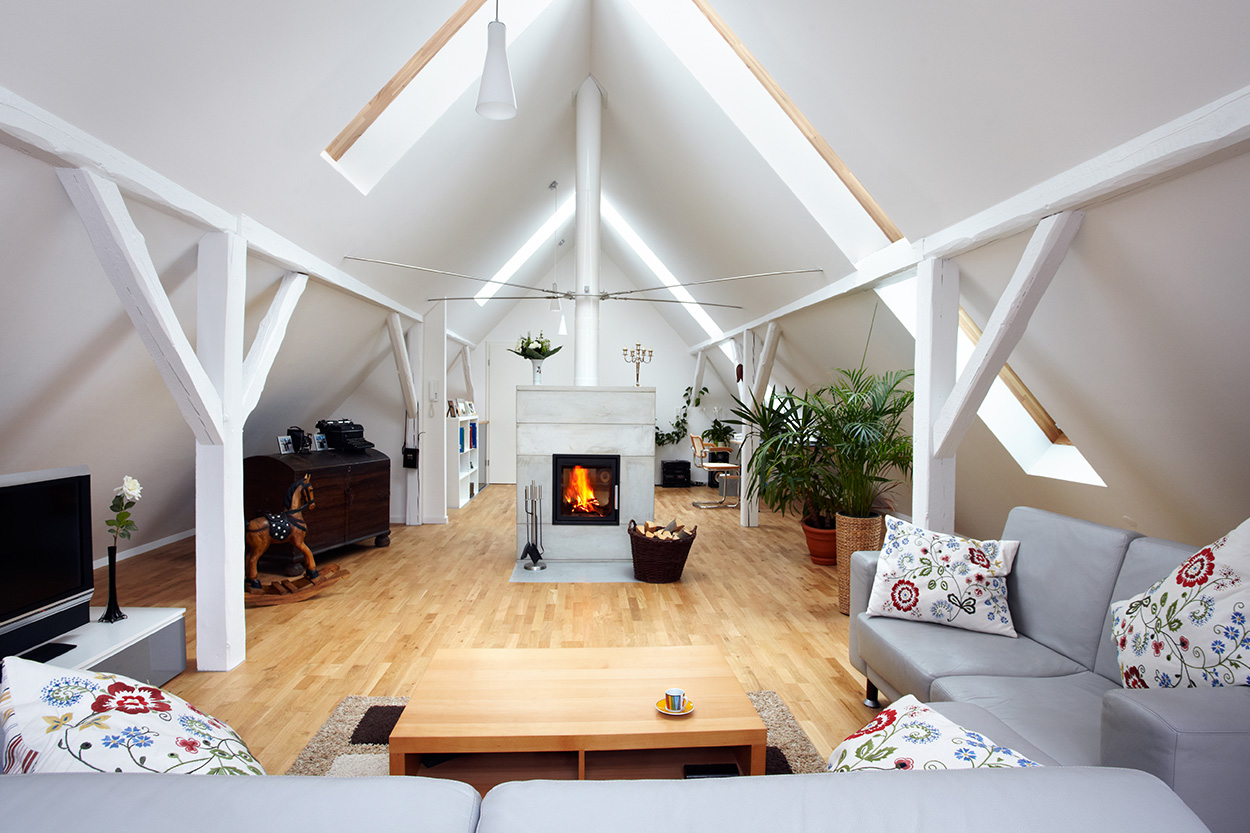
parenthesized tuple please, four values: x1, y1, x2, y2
(286, 691, 826, 777)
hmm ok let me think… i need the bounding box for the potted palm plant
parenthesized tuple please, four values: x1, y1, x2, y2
(730, 389, 843, 565)
(821, 365, 915, 613)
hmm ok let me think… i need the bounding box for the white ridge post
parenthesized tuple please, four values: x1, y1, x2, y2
(574, 76, 602, 387)
(912, 258, 959, 531)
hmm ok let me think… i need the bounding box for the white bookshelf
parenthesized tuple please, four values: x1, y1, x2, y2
(447, 414, 479, 508)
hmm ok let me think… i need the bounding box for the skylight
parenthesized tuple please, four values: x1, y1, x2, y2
(874, 277, 1105, 487)
(623, 0, 895, 264)
(601, 197, 736, 364)
(474, 195, 575, 304)
(324, 0, 556, 195)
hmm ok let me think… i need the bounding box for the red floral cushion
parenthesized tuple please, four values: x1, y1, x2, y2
(866, 516, 1020, 637)
(1110, 517, 1250, 688)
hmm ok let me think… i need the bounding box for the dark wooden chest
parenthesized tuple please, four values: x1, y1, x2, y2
(244, 449, 391, 576)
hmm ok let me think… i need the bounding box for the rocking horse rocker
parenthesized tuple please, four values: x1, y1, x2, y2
(244, 474, 348, 606)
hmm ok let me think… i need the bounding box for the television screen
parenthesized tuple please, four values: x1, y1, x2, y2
(0, 466, 94, 655)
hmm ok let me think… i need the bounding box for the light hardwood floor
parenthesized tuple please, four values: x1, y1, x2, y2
(100, 484, 876, 774)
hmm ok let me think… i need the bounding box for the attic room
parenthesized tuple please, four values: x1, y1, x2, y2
(1, 1, 1247, 831)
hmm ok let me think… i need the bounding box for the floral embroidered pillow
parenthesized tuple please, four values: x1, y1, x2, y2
(1110, 517, 1250, 688)
(827, 695, 1041, 771)
(866, 515, 1020, 637)
(0, 656, 264, 774)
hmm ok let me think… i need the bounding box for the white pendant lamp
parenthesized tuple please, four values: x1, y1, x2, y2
(475, 1, 516, 120)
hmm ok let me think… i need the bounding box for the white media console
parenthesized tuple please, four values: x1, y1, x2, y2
(28, 607, 187, 687)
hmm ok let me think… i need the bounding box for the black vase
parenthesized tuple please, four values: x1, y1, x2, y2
(99, 545, 127, 623)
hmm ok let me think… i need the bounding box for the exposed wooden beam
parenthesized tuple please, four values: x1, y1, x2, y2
(241, 272, 308, 419)
(239, 215, 424, 322)
(958, 309, 1069, 446)
(325, 0, 489, 162)
(0, 86, 235, 231)
(751, 322, 781, 403)
(934, 212, 1084, 459)
(911, 258, 959, 532)
(691, 81, 1250, 356)
(690, 350, 708, 405)
(690, 0, 902, 243)
(58, 167, 224, 445)
(388, 313, 421, 416)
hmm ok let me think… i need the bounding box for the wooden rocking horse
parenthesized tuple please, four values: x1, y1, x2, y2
(244, 474, 348, 605)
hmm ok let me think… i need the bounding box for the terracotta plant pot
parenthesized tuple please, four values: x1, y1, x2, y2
(835, 513, 886, 615)
(800, 519, 838, 566)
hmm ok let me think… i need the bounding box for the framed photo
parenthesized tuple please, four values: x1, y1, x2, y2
(312, 433, 328, 452)
(455, 398, 468, 417)
(277, 435, 294, 454)
(465, 401, 476, 416)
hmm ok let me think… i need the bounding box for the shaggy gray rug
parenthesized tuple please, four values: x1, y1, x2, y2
(286, 690, 825, 777)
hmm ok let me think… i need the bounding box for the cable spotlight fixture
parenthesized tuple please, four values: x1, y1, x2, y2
(475, 0, 516, 120)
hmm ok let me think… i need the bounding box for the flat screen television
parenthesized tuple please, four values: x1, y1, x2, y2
(0, 466, 96, 658)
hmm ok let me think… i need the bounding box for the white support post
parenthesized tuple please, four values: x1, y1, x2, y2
(420, 303, 448, 524)
(57, 168, 224, 444)
(737, 332, 760, 528)
(241, 271, 307, 418)
(933, 212, 1084, 458)
(406, 322, 422, 525)
(194, 232, 248, 671)
(752, 322, 781, 403)
(387, 313, 420, 417)
(690, 350, 707, 402)
(911, 259, 960, 531)
(460, 346, 476, 403)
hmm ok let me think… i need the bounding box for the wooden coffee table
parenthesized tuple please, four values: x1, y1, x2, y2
(389, 646, 767, 793)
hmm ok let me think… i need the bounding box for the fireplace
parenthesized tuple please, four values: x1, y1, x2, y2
(552, 454, 620, 526)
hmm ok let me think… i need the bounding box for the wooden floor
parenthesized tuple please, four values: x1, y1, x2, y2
(100, 484, 876, 774)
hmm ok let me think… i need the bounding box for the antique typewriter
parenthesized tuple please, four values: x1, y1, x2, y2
(315, 419, 375, 452)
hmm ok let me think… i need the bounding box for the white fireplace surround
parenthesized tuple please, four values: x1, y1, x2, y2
(516, 386, 656, 562)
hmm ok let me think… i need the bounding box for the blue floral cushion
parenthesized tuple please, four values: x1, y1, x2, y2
(0, 656, 264, 774)
(1111, 516, 1250, 688)
(827, 695, 1041, 771)
(866, 516, 1020, 637)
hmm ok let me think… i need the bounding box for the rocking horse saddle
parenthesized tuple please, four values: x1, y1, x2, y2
(264, 512, 294, 541)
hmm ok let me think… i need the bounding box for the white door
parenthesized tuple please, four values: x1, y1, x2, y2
(486, 341, 524, 483)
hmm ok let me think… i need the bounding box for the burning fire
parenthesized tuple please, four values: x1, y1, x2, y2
(564, 466, 603, 515)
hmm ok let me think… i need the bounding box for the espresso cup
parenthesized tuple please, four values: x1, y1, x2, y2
(665, 688, 686, 711)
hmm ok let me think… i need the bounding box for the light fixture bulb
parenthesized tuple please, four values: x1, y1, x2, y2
(558, 313, 568, 336)
(549, 282, 561, 312)
(475, 20, 516, 120)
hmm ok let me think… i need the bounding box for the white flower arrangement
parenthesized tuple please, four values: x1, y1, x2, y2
(508, 331, 562, 360)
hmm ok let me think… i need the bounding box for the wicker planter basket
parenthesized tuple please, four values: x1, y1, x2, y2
(627, 519, 697, 583)
(835, 513, 885, 615)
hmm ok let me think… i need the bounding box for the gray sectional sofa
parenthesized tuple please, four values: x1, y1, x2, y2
(0, 766, 1211, 833)
(850, 506, 1250, 833)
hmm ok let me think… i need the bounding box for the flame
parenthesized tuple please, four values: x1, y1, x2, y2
(564, 466, 603, 514)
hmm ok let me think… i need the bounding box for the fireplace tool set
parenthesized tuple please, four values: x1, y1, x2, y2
(522, 481, 546, 571)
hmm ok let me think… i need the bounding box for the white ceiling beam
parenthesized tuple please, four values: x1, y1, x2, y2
(933, 212, 1084, 459)
(0, 86, 235, 232)
(241, 271, 307, 419)
(239, 215, 424, 323)
(751, 322, 781, 403)
(58, 167, 224, 445)
(690, 81, 1250, 356)
(387, 313, 421, 416)
(690, 350, 708, 403)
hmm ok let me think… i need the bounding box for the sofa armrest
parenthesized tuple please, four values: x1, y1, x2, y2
(847, 550, 881, 674)
(1102, 686, 1250, 833)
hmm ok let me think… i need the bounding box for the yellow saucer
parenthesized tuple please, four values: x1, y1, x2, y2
(656, 698, 695, 716)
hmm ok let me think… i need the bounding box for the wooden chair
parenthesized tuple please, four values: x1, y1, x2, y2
(690, 435, 740, 509)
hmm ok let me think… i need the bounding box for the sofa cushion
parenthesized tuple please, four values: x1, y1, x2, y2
(0, 773, 482, 833)
(866, 516, 1019, 637)
(0, 656, 263, 775)
(1110, 516, 1250, 688)
(1002, 507, 1140, 670)
(929, 671, 1118, 766)
(827, 695, 1042, 771)
(924, 701, 1060, 766)
(1093, 537, 1198, 682)
(856, 613, 1084, 700)
(476, 768, 1209, 833)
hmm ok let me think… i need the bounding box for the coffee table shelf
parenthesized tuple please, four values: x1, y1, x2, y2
(389, 647, 766, 795)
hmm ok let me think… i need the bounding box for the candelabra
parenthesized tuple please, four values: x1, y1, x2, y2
(623, 343, 653, 386)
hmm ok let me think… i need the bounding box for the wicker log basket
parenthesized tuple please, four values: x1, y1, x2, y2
(627, 519, 697, 583)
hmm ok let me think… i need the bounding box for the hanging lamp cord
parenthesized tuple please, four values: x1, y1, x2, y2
(494, 0, 500, 23)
